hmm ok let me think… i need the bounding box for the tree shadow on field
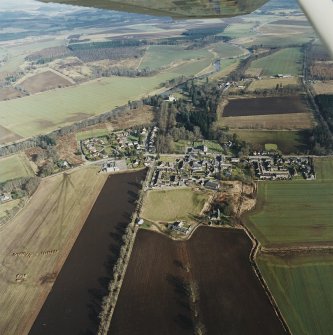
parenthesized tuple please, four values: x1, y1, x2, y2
(128, 181, 141, 188)
(175, 314, 194, 330)
(173, 259, 184, 270)
(166, 274, 187, 297)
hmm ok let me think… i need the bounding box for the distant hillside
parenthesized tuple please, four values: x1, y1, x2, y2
(260, 0, 300, 11)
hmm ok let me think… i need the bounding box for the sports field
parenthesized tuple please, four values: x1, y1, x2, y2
(258, 254, 333, 335)
(246, 158, 333, 247)
(141, 188, 209, 222)
(249, 48, 303, 76)
(0, 154, 34, 183)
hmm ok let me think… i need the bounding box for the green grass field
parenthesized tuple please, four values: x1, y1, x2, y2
(243, 34, 314, 48)
(139, 45, 210, 71)
(233, 130, 303, 154)
(221, 23, 257, 38)
(246, 158, 333, 247)
(76, 128, 109, 141)
(0, 154, 34, 183)
(249, 48, 303, 76)
(141, 188, 209, 222)
(258, 254, 333, 335)
(211, 43, 245, 58)
(173, 139, 222, 154)
(0, 57, 213, 140)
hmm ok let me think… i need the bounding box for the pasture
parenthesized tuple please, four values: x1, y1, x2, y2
(249, 48, 303, 76)
(139, 45, 210, 71)
(0, 154, 34, 183)
(211, 42, 246, 58)
(0, 59, 212, 140)
(222, 23, 257, 38)
(246, 158, 333, 247)
(247, 77, 300, 91)
(232, 130, 304, 154)
(243, 34, 313, 48)
(141, 188, 209, 222)
(258, 254, 333, 335)
(110, 227, 287, 335)
(0, 166, 107, 335)
(76, 127, 109, 141)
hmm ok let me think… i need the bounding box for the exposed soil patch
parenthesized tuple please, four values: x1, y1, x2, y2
(109, 227, 287, 335)
(29, 170, 146, 335)
(223, 96, 308, 117)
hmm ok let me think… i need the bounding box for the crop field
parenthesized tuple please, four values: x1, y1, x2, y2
(141, 188, 209, 222)
(222, 23, 257, 38)
(0, 153, 34, 183)
(139, 45, 210, 71)
(243, 34, 313, 48)
(0, 75, 170, 138)
(0, 166, 107, 335)
(249, 48, 303, 76)
(258, 254, 333, 335)
(232, 130, 305, 153)
(246, 158, 333, 247)
(0, 60, 212, 140)
(247, 77, 300, 91)
(110, 227, 287, 335)
(223, 96, 309, 117)
(30, 170, 146, 335)
(19, 71, 73, 94)
(258, 24, 311, 35)
(220, 113, 314, 131)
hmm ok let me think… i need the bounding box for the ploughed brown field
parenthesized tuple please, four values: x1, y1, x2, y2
(29, 170, 146, 335)
(109, 227, 287, 335)
(223, 96, 308, 117)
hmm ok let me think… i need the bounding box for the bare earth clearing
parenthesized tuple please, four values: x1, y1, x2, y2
(0, 167, 107, 335)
